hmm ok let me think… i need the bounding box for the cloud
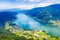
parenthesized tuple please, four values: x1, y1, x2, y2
(16, 0, 60, 3)
(0, 3, 36, 10)
(37, 3, 53, 7)
(17, 4, 36, 10)
(0, 0, 60, 10)
(16, 0, 45, 3)
(0, 3, 16, 10)
(28, 0, 43, 2)
(46, 0, 60, 3)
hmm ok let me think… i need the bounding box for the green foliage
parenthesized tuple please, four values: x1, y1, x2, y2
(0, 22, 60, 40)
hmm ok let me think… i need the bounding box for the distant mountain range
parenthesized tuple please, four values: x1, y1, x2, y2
(0, 11, 17, 28)
(26, 4, 60, 23)
(0, 9, 28, 28)
(0, 4, 60, 29)
(0, 4, 60, 38)
(0, 8, 29, 13)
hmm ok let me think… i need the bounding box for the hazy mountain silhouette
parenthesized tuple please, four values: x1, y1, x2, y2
(26, 4, 60, 23)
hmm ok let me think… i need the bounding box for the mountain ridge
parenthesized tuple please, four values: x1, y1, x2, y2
(26, 4, 60, 23)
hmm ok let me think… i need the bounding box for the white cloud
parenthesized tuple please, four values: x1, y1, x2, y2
(17, 4, 36, 10)
(37, 3, 53, 7)
(0, 3, 17, 10)
(16, 0, 44, 3)
(46, 0, 60, 3)
(29, 0, 42, 2)
(0, 0, 60, 10)
(16, 0, 60, 3)
(0, 3, 36, 10)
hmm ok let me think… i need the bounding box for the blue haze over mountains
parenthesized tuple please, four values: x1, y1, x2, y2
(0, 4, 60, 29)
(1, 4, 60, 37)
(26, 4, 60, 23)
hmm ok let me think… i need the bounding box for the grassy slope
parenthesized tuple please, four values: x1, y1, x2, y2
(0, 22, 60, 40)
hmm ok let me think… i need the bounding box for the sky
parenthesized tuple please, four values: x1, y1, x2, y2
(0, 0, 60, 10)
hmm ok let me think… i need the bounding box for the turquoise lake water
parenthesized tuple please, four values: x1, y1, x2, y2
(13, 13, 60, 37)
(38, 23, 60, 37)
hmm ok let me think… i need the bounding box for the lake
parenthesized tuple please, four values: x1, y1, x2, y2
(13, 12, 60, 37)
